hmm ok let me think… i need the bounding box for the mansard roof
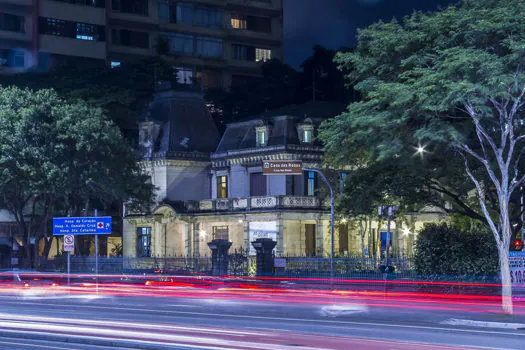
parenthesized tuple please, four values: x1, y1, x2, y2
(216, 101, 345, 153)
(139, 91, 221, 159)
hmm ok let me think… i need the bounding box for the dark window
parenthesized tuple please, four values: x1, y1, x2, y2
(112, 29, 149, 48)
(52, 0, 105, 7)
(305, 171, 316, 196)
(195, 37, 222, 57)
(39, 17, 105, 41)
(247, 16, 271, 33)
(232, 44, 255, 61)
(137, 227, 151, 257)
(0, 49, 24, 67)
(112, 0, 149, 16)
(0, 13, 25, 33)
(217, 175, 228, 198)
(212, 226, 229, 240)
(250, 173, 267, 197)
(163, 32, 193, 55)
(305, 224, 316, 256)
(339, 224, 349, 254)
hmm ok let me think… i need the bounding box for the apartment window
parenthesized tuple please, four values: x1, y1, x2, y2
(233, 44, 248, 61)
(175, 67, 193, 84)
(231, 14, 271, 33)
(306, 171, 316, 196)
(212, 226, 229, 241)
(53, 0, 105, 7)
(194, 7, 221, 28)
(231, 14, 246, 29)
(110, 61, 121, 68)
(164, 33, 193, 55)
(76, 22, 97, 40)
(112, 29, 149, 48)
(0, 13, 25, 33)
(247, 16, 271, 33)
(137, 227, 151, 257)
(0, 49, 24, 68)
(40, 17, 105, 41)
(255, 48, 271, 62)
(195, 37, 222, 58)
(112, 0, 149, 16)
(217, 175, 228, 199)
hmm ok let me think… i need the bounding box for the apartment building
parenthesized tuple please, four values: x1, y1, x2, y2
(0, 0, 284, 88)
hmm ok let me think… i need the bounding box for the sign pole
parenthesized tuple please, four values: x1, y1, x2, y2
(303, 167, 335, 285)
(67, 251, 70, 294)
(94, 209, 98, 294)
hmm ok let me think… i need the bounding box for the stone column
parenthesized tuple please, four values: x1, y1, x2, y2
(122, 219, 136, 258)
(316, 216, 324, 257)
(193, 221, 200, 258)
(185, 221, 192, 258)
(243, 220, 250, 254)
(276, 216, 284, 257)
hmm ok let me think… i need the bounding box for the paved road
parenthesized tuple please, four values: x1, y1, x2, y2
(0, 285, 524, 349)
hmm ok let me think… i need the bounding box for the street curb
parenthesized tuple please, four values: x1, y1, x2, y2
(0, 330, 211, 350)
(441, 318, 525, 330)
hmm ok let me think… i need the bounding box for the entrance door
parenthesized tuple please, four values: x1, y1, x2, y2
(305, 224, 316, 256)
(250, 173, 267, 197)
(339, 224, 348, 254)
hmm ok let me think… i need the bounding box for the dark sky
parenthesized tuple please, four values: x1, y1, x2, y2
(284, 0, 459, 68)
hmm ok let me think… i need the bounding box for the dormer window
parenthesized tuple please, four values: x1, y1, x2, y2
(303, 129, 313, 143)
(255, 125, 269, 147)
(297, 119, 314, 144)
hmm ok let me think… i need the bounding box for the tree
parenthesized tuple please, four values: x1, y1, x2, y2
(0, 87, 154, 266)
(319, 0, 525, 313)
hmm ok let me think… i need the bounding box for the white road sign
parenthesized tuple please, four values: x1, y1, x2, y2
(64, 234, 74, 252)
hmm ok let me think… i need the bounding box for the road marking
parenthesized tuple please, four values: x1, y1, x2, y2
(3, 300, 524, 338)
(0, 339, 80, 350)
(441, 318, 525, 330)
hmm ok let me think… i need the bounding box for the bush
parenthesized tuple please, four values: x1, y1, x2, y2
(414, 223, 498, 277)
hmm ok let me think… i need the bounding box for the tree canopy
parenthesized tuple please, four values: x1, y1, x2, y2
(319, 0, 525, 312)
(0, 86, 154, 265)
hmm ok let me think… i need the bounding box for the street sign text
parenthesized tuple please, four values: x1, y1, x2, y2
(53, 216, 112, 235)
(262, 160, 303, 175)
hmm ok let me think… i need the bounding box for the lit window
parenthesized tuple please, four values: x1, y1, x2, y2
(306, 171, 316, 196)
(255, 48, 271, 62)
(217, 175, 228, 198)
(137, 227, 151, 257)
(212, 226, 229, 240)
(231, 14, 246, 29)
(174, 67, 193, 84)
(256, 129, 266, 147)
(76, 23, 96, 41)
(303, 129, 313, 143)
(110, 61, 121, 68)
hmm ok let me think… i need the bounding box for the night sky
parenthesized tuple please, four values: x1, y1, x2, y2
(284, 0, 459, 68)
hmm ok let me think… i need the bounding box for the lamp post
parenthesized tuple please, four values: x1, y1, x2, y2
(378, 206, 398, 268)
(303, 168, 334, 280)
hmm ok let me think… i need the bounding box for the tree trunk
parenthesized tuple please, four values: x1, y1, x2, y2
(499, 247, 513, 314)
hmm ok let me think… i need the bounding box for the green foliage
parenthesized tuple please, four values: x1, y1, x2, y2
(414, 223, 498, 277)
(319, 0, 525, 226)
(0, 87, 154, 254)
(111, 243, 123, 257)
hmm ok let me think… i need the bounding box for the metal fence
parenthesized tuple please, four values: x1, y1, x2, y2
(37, 255, 415, 279)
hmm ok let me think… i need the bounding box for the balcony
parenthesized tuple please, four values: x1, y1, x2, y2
(182, 196, 328, 213)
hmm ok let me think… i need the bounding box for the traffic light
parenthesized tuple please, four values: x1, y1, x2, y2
(513, 239, 523, 251)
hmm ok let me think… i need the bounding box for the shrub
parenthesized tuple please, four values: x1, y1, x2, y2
(414, 223, 498, 277)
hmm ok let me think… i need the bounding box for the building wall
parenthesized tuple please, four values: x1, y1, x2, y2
(166, 163, 211, 201)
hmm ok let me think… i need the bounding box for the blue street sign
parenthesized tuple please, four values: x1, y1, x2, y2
(53, 217, 112, 235)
